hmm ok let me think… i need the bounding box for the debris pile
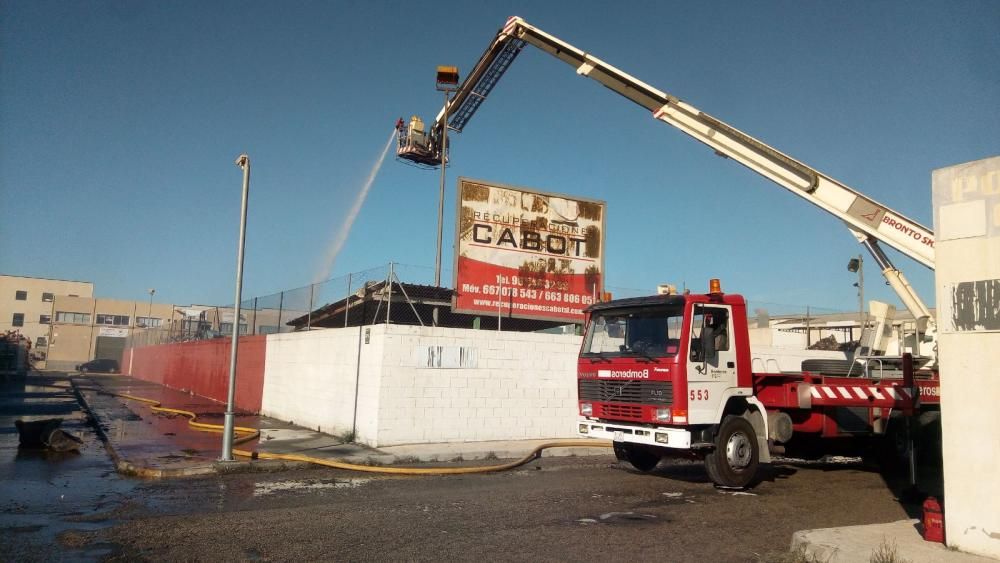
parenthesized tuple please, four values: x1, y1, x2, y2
(808, 335, 840, 350)
(808, 335, 860, 352)
(1, 330, 31, 375)
(15, 418, 83, 452)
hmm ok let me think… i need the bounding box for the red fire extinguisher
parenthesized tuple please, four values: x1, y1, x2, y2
(923, 496, 945, 543)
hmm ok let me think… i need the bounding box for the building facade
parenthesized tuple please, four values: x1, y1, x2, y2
(46, 296, 176, 371)
(3, 274, 288, 371)
(0, 275, 94, 362)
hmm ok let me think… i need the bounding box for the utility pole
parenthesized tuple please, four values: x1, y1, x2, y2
(805, 306, 811, 348)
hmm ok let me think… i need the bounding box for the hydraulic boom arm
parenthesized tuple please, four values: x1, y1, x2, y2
(398, 16, 936, 334)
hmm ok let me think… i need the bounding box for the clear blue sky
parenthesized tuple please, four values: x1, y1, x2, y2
(2, 1, 997, 314)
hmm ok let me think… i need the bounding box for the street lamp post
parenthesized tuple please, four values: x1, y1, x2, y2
(433, 66, 459, 289)
(147, 288, 155, 327)
(222, 153, 251, 462)
(848, 255, 865, 340)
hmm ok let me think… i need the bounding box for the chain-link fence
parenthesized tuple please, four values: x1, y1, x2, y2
(744, 300, 864, 352)
(127, 265, 388, 348)
(127, 262, 589, 348)
(126, 263, 862, 350)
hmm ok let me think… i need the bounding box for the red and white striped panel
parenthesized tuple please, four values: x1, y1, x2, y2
(809, 385, 913, 402)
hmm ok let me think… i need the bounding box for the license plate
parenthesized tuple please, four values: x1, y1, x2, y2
(613, 431, 625, 442)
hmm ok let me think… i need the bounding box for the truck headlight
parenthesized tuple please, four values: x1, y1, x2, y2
(578, 423, 589, 434)
(655, 432, 670, 444)
(655, 408, 671, 422)
(580, 403, 593, 416)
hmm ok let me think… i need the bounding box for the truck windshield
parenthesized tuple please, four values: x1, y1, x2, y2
(583, 307, 685, 358)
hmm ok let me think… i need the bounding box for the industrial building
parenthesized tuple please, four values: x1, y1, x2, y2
(46, 300, 287, 371)
(45, 295, 176, 371)
(1, 274, 306, 371)
(0, 274, 94, 364)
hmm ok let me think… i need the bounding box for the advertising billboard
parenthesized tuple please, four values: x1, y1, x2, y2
(453, 177, 605, 322)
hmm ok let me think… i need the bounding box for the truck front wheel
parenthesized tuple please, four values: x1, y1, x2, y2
(705, 415, 759, 488)
(613, 442, 661, 472)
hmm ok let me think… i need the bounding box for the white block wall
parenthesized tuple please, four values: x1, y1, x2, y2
(355, 327, 385, 443)
(933, 156, 1000, 558)
(260, 324, 583, 447)
(375, 325, 582, 445)
(261, 327, 380, 443)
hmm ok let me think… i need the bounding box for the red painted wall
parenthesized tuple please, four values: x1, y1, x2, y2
(124, 336, 266, 412)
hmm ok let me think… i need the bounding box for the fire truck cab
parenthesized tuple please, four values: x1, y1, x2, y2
(577, 282, 769, 488)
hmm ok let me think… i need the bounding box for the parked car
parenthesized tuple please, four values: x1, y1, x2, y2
(75, 358, 119, 373)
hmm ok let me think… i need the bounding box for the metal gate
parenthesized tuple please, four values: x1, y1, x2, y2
(94, 336, 126, 362)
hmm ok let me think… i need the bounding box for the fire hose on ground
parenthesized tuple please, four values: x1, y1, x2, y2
(73, 382, 612, 477)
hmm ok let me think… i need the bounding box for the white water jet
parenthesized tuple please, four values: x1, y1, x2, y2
(313, 129, 396, 284)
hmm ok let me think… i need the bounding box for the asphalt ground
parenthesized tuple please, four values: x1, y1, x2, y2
(1, 371, 934, 562)
(0, 372, 137, 561)
(71, 456, 916, 562)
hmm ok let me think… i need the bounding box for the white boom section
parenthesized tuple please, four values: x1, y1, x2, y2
(430, 16, 936, 332)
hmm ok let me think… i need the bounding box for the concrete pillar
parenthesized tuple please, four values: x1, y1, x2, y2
(932, 155, 1000, 558)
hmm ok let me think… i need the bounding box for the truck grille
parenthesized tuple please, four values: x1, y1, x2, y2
(578, 380, 672, 405)
(600, 404, 643, 420)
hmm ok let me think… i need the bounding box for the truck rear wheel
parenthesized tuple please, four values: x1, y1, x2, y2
(613, 442, 661, 472)
(864, 413, 909, 473)
(705, 415, 759, 488)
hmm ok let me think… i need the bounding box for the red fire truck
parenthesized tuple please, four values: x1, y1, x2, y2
(576, 280, 938, 487)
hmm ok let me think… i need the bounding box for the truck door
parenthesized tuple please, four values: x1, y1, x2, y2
(686, 304, 737, 424)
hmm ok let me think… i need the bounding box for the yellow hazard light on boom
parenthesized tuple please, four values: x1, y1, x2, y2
(709, 278, 722, 294)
